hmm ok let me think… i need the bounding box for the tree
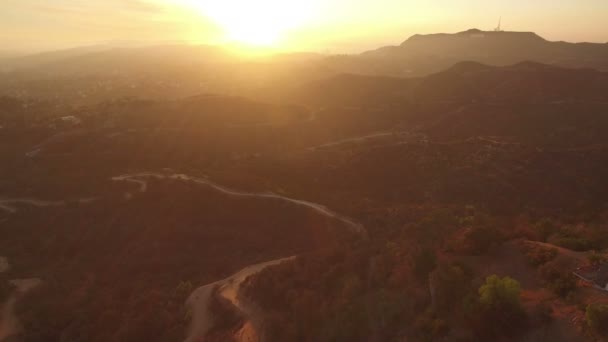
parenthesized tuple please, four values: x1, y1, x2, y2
(534, 218, 556, 242)
(472, 275, 527, 338)
(464, 225, 501, 255)
(587, 251, 606, 267)
(586, 304, 608, 335)
(413, 248, 437, 279)
(479, 275, 522, 309)
(524, 245, 558, 267)
(433, 263, 473, 313)
(539, 261, 577, 297)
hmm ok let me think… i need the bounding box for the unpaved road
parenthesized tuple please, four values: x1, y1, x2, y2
(0, 199, 64, 214)
(0, 170, 365, 341)
(112, 173, 365, 234)
(523, 240, 586, 261)
(0, 277, 42, 342)
(112, 172, 366, 341)
(307, 131, 422, 151)
(185, 257, 295, 342)
(0, 198, 98, 214)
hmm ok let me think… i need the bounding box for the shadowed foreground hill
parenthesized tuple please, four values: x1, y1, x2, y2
(414, 61, 608, 103)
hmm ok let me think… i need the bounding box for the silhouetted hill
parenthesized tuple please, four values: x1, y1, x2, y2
(413, 61, 608, 103)
(361, 29, 608, 76)
(287, 61, 608, 108)
(290, 73, 416, 106)
(4, 30, 608, 104)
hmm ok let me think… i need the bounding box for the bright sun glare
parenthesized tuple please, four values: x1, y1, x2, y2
(182, 0, 315, 47)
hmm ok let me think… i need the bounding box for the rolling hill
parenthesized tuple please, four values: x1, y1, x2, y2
(358, 29, 608, 76)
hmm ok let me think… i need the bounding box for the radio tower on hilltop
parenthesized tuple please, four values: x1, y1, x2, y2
(494, 17, 503, 32)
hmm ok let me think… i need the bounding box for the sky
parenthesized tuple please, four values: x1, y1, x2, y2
(1, 0, 607, 53)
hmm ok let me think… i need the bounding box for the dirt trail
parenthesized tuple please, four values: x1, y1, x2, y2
(112, 173, 365, 234)
(307, 131, 397, 150)
(0, 170, 364, 341)
(306, 129, 430, 151)
(0, 199, 64, 214)
(185, 257, 295, 342)
(112, 171, 366, 342)
(0, 198, 98, 214)
(0, 279, 41, 342)
(523, 240, 586, 261)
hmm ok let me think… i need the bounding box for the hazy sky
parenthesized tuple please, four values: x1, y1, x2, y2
(1, 0, 607, 53)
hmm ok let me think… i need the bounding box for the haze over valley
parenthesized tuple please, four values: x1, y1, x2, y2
(2, 2, 608, 341)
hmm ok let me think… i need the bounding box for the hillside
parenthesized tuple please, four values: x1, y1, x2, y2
(3, 57, 608, 341)
(3, 30, 608, 104)
(361, 29, 608, 76)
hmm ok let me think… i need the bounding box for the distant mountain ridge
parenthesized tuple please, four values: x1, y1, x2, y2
(292, 60, 608, 107)
(2, 29, 608, 103)
(4, 29, 607, 74)
(360, 29, 608, 76)
(402, 28, 546, 44)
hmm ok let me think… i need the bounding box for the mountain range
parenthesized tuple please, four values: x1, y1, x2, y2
(352, 29, 608, 76)
(3, 29, 608, 76)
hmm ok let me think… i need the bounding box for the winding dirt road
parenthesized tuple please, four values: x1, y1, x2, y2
(112, 173, 365, 234)
(112, 172, 366, 341)
(0, 257, 41, 342)
(0, 198, 98, 214)
(307, 131, 397, 151)
(185, 257, 296, 342)
(0, 199, 64, 214)
(0, 170, 364, 341)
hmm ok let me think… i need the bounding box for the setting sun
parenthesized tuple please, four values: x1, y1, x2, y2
(180, 0, 316, 46)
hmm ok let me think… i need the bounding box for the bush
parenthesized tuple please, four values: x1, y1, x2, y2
(432, 262, 473, 313)
(587, 251, 606, 266)
(539, 261, 577, 297)
(463, 226, 501, 255)
(534, 218, 556, 242)
(532, 302, 553, 327)
(414, 310, 449, 340)
(554, 237, 592, 251)
(524, 244, 558, 267)
(586, 304, 608, 335)
(413, 248, 437, 279)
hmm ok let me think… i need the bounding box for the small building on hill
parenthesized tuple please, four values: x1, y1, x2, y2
(574, 264, 608, 291)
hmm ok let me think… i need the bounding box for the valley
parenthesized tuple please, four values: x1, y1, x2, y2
(2, 27, 608, 341)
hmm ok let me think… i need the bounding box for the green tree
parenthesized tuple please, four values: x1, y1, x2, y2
(472, 275, 527, 338)
(479, 275, 522, 309)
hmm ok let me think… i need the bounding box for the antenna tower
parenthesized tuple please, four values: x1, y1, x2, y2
(494, 17, 503, 32)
